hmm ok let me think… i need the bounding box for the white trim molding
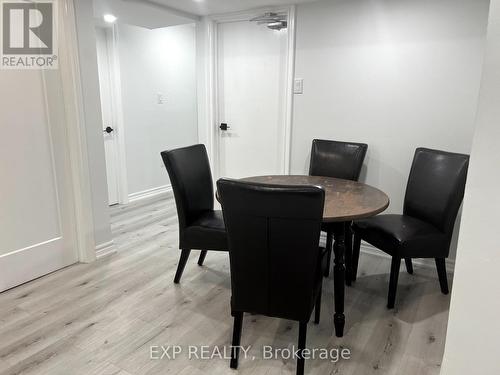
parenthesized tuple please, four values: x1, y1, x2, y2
(95, 241, 117, 259)
(128, 185, 173, 203)
(283, 5, 296, 174)
(109, 24, 130, 205)
(196, 17, 218, 175)
(58, 0, 97, 263)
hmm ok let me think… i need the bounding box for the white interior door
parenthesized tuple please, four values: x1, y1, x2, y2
(0, 69, 78, 292)
(96, 27, 119, 205)
(217, 19, 288, 179)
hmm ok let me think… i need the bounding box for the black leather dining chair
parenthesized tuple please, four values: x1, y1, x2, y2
(352, 148, 469, 308)
(309, 139, 368, 280)
(161, 144, 227, 284)
(217, 179, 326, 375)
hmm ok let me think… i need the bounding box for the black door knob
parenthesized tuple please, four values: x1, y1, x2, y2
(219, 123, 230, 131)
(104, 126, 114, 134)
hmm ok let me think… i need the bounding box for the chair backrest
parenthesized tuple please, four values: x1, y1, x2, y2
(309, 139, 368, 181)
(217, 178, 325, 322)
(404, 148, 469, 235)
(161, 144, 214, 229)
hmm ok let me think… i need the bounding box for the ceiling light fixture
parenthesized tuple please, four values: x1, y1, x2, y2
(250, 12, 287, 31)
(267, 21, 287, 30)
(103, 14, 117, 23)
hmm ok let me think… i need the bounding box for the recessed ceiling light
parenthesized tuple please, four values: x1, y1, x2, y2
(103, 14, 117, 23)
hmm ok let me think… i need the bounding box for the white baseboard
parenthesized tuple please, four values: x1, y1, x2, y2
(128, 185, 172, 203)
(95, 241, 117, 259)
(319, 233, 455, 274)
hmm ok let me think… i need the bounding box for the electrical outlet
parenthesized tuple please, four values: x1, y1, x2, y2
(294, 79, 304, 94)
(157, 92, 166, 104)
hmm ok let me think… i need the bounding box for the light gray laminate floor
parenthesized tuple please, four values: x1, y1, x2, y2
(0, 193, 452, 375)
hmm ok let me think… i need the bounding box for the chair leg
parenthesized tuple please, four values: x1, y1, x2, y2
(387, 257, 401, 309)
(352, 232, 361, 282)
(296, 321, 308, 375)
(404, 258, 414, 274)
(230, 312, 244, 369)
(314, 285, 322, 324)
(324, 230, 333, 277)
(344, 222, 353, 286)
(435, 258, 449, 295)
(173, 249, 191, 284)
(198, 250, 208, 266)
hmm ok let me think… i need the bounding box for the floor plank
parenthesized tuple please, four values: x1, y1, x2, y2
(0, 193, 452, 375)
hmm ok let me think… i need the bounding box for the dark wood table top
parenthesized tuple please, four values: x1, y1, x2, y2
(240, 175, 390, 222)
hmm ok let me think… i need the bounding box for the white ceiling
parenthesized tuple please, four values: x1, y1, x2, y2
(93, 0, 198, 29)
(149, 0, 319, 16)
(93, 0, 319, 29)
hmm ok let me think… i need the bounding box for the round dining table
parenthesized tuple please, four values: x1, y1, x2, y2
(240, 175, 390, 337)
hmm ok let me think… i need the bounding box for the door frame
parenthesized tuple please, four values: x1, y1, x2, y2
(205, 5, 296, 180)
(54, 0, 98, 262)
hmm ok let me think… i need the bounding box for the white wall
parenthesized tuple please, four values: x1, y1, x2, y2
(441, 0, 500, 373)
(292, 0, 489, 259)
(116, 23, 198, 197)
(74, 0, 114, 247)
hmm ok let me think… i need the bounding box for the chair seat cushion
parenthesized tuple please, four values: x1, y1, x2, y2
(183, 210, 228, 251)
(353, 214, 447, 258)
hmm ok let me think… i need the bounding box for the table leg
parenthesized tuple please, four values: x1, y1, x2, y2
(324, 230, 333, 277)
(344, 221, 353, 286)
(333, 223, 346, 337)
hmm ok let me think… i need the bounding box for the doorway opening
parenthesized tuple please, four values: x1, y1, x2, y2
(95, 21, 199, 207)
(210, 7, 296, 181)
